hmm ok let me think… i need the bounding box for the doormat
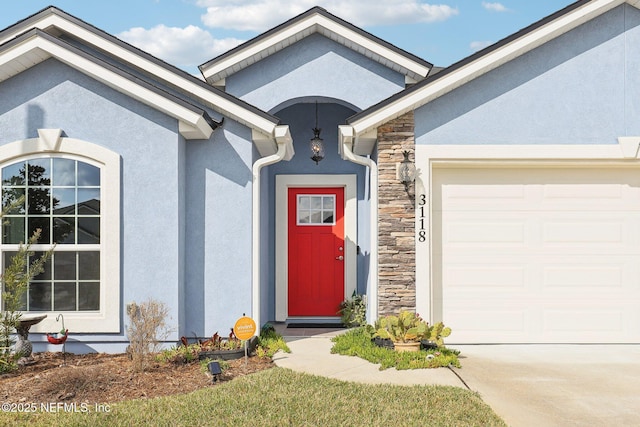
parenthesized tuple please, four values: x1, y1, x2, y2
(286, 323, 346, 329)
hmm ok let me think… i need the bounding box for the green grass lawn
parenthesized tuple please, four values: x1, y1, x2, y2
(0, 367, 506, 426)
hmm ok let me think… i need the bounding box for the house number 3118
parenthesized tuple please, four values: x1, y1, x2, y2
(418, 193, 427, 242)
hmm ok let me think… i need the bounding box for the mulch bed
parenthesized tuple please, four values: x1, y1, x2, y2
(0, 352, 274, 405)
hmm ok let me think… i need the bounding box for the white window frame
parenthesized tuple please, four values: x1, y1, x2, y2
(0, 131, 120, 333)
(296, 194, 336, 226)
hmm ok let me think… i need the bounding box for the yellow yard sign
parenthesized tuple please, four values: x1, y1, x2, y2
(233, 316, 256, 341)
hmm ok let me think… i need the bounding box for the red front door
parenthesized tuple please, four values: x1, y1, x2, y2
(288, 187, 345, 316)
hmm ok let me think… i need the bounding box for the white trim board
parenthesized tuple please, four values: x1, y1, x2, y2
(275, 174, 357, 321)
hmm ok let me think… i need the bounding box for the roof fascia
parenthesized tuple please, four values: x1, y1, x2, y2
(0, 29, 215, 139)
(199, 7, 432, 85)
(0, 7, 281, 137)
(347, 0, 628, 136)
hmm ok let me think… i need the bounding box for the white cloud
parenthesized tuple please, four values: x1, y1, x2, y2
(118, 25, 244, 68)
(196, 0, 459, 32)
(482, 2, 508, 12)
(470, 40, 493, 52)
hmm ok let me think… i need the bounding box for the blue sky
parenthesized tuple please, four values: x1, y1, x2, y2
(0, 1, 573, 74)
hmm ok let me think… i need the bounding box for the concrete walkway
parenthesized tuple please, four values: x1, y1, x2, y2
(272, 327, 640, 427)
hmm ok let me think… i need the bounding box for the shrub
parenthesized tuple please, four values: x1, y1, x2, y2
(256, 323, 290, 358)
(126, 299, 171, 371)
(338, 292, 367, 327)
(0, 228, 52, 373)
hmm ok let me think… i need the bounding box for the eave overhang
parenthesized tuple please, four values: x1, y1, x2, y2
(0, 7, 287, 153)
(0, 29, 218, 140)
(199, 6, 432, 87)
(346, 0, 638, 139)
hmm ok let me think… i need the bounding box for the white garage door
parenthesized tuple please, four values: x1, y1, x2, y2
(434, 166, 640, 343)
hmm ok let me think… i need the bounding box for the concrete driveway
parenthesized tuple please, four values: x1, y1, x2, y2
(453, 345, 640, 427)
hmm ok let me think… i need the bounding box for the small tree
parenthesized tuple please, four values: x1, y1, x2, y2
(0, 228, 52, 373)
(126, 299, 170, 372)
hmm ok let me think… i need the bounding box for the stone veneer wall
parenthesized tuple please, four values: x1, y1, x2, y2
(376, 111, 416, 316)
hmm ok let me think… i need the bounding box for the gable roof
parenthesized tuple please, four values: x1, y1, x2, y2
(343, 0, 638, 139)
(0, 6, 292, 154)
(0, 28, 218, 139)
(199, 6, 433, 87)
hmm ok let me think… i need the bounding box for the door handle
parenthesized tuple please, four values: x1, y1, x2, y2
(336, 256, 344, 261)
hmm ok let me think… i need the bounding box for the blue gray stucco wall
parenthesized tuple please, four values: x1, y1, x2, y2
(415, 4, 640, 145)
(184, 119, 254, 337)
(0, 58, 256, 351)
(225, 33, 406, 112)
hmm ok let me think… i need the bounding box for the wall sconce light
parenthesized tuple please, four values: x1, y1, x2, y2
(310, 101, 324, 165)
(397, 150, 416, 191)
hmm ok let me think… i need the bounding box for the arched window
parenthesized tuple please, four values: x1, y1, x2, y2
(2, 157, 101, 312)
(0, 133, 120, 333)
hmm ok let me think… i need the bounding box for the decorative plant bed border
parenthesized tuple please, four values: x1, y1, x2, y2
(199, 336, 259, 361)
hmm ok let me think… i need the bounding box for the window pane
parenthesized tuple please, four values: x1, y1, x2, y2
(310, 196, 322, 209)
(77, 162, 100, 186)
(3, 251, 18, 267)
(298, 196, 309, 209)
(323, 196, 334, 209)
(2, 158, 102, 314)
(77, 189, 100, 214)
(54, 252, 76, 280)
(78, 282, 99, 310)
(52, 158, 76, 186)
(77, 218, 99, 244)
(322, 211, 334, 223)
(27, 159, 51, 186)
(2, 188, 25, 214)
(28, 218, 50, 244)
(31, 252, 52, 280)
(2, 161, 25, 186)
(52, 188, 75, 214)
(310, 211, 322, 223)
(28, 188, 51, 214)
(298, 211, 310, 224)
(79, 252, 100, 280)
(53, 217, 75, 244)
(28, 282, 51, 311)
(3, 217, 25, 244)
(54, 282, 76, 311)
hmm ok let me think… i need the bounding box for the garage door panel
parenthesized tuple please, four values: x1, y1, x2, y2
(434, 167, 640, 343)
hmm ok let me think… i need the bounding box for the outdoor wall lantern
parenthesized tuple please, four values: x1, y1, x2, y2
(310, 101, 324, 165)
(397, 150, 416, 191)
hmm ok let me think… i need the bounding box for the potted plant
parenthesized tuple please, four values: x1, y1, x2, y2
(338, 292, 366, 327)
(374, 311, 429, 352)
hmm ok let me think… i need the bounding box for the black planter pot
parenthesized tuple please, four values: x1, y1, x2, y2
(372, 336, 394, 350)
(199, 336, 258, 361)
(420, 340, 438, 351)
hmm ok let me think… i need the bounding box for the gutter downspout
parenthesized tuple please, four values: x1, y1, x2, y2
(339, 125, 379, 324)
(251, 125, 293, 328)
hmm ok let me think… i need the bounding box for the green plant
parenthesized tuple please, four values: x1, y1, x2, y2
(156, 343, 201, 364)
(331, 327, 460, 370)
(338, 291, 367, 327)
(0, 227, 52, 373)
(126, 299, 171, 372)
(256, 323, 290, 358)
(428, 321, 452, 347)
(374, 311, 429, 343)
